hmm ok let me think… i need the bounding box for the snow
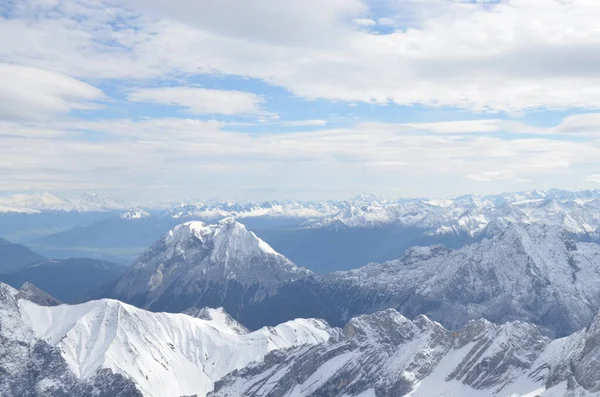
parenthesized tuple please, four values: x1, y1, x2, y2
(18, 298, 332, 397)
(114, 219, 310, 303)
(0, 191, 129, 212)
(121, 209, 151, 219)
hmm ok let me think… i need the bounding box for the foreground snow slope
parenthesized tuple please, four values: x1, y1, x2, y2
(0, 283, 141, 397)
(19, 298, 332, 397)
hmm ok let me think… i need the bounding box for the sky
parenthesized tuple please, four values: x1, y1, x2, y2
(3, 0, 600, 202)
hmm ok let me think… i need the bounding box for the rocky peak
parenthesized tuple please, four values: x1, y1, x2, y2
(17, 282, 61, 306)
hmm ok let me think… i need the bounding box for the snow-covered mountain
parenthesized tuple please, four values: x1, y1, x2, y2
(0, 283, 142, 397)
(211, 308, 600, 397)
(247, 223, 600, 337)
(0, 192, 129, 213)
(317, 222, 600, 336)
(106, 219, 600, 337)
(109, 218, 310, 313)
(0, 282, 333, 397)
(14, 188, 600, 272)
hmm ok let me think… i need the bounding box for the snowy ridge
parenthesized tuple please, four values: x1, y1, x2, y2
(120, 209, 151, 220)
(17, 298, 332, 397)
(322, 223, 600, 336)
(211, 308, 600, 397)
(0, 283, 142, 397)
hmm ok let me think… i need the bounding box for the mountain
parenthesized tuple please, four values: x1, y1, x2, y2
(16, 282, 61, 306)
(0, 258, 126, 303)
(245, 223, 600, 336)
(0, 282, 332, 397)
(23, 188, 600, 271)
(30, 215, 181, 264)
(0, 210, 114, 243)
(0, 238, 45, 273)
(0, 283, 142, 397)
(0, 192, 129, 212)
(109, 218, 311, 315)
(211, 308, 600, 397)
(106, 219, 600, 337)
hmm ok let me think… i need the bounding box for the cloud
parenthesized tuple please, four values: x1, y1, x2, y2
(128, 87, 266, 116)
(3, 114, 600, 199)
(5, 0, 600, 199)
(0, 63, 104, 120)
(354, 18, 376, 26)
(553, 113, 600, 137)
(5, 0, 600, 112)
(585, 175, 600, 184)
(121, 0, 366, 46)
(276, 119, 328, 127)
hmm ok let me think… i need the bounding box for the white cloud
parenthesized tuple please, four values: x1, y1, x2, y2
(128, 87, 265, 116)
(585, 175, 600, 184)
(3, 115, 600, 199)
(553, 113, 600, 137)
(0, 63, 104, 120)
(376, 17, 396, 26)
(5, 0, 600, 199)
(354, 18, 376, 26)
(121, 0, 366, 46)
(276, 119, 328, 127)
(5, 0, 600, 112)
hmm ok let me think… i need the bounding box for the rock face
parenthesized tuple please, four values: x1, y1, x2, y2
(334, 223, 600, 336)
(110, 218, 310, 316)
(16, 282, 61, 306)
(210, 309, 600, 397)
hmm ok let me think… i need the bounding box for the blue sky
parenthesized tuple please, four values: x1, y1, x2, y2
(2, 0, 600, 203)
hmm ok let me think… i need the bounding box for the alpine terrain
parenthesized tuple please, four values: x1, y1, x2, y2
(0, 282, 332, 397)
(109, 218, 310, 315)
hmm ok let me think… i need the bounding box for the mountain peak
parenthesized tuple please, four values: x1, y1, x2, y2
(112, 220, 310, 313)
(17, 282, 61, 306)
(173, 219, 283, 261)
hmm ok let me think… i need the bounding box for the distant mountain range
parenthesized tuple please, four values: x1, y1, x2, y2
(0, 258, 125, 303)
(0, 192, 130, 213)
(8, 188, 600, 271)
(0, 237, 125, 303)
(0, 237, 45, 273)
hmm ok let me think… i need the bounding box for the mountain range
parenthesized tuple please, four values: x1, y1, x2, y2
(7, 280, 600, 396)
(212, 308, 600, 397)
(8, 188, 600, 271)
(6, 188, 600, 396)
(0, 282, 332, 397)
(106, 219, 600, 337)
